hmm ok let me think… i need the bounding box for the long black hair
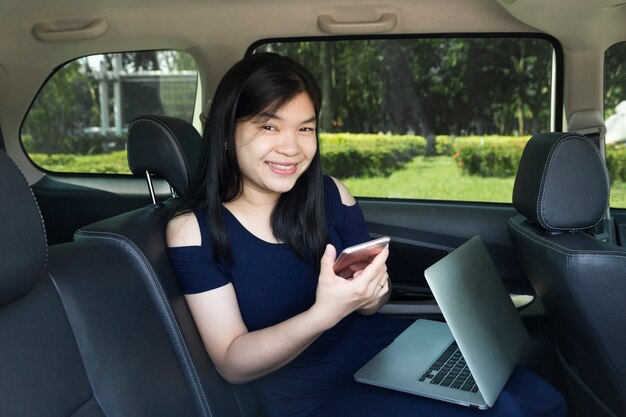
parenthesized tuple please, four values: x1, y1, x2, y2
(177, 53, 327, 264)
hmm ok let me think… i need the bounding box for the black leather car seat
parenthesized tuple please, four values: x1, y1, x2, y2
(508, 132, 626, 417)
(0, 150, 203, 416)
(126, 114, 202, 203)
(75, 115, 267, 417)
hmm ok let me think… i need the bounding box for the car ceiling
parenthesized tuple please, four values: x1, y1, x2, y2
(0, 0, 622, 181)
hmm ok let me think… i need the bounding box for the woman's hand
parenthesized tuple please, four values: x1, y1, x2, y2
(310, 244, 390, 327)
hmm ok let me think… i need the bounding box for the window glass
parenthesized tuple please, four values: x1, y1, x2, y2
(604, 42, 626, 208)
(21, 50, 198, 174)
(254, 38, 555, 202)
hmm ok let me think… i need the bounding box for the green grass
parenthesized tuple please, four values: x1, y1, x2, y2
(341, 156, 516, 203)
(343, 155, 626, 208)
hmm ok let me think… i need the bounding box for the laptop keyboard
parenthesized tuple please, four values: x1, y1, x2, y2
(419, 342, 479, 393)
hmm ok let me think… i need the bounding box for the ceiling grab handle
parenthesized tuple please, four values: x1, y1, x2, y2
(32, 18, 109, 42)
(317, 13, 397, 34)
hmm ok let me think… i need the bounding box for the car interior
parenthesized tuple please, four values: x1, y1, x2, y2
(1, 0, 625, 416)
(509, 132, 626, 417)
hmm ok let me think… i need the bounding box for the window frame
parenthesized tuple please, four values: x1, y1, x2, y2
(247, 33, 564, 205)
(19, 48, 201, 178)
(602, 41, 626, 210)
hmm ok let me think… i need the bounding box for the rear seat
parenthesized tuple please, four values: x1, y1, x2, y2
(74, 115, 267, 417)
(0, 115, 266, 416)
(0, 150, 202, 417)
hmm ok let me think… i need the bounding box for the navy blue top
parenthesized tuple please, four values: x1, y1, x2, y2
(168, 176, 372, 413)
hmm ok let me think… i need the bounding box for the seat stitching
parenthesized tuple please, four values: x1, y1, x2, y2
(138, 115, 191, 184)
(75, 230, 212, 417)
(539, 134, 608, 232)
(79, 231, 212, 417)
(536, 135, 557, 230)
(508, 219, 626, 257)
(561, 255, 626, 392)
(509, 220, 626, 392)
(7, 155, 48, 272)
(48, 272, 108, 417)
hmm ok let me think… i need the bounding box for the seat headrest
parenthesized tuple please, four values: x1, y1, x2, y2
(513, 132, 609, 232)
(127, 115, 202, 196)
(0, 152, 47, 306)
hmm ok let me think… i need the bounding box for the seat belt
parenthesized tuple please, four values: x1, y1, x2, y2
(568, 109, 616, 244)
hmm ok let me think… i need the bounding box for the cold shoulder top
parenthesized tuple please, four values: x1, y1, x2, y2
(168, 175, 373, 415)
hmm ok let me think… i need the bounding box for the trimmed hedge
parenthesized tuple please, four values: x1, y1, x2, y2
(453, 136, 530, 177)
(435, 135, 455, 156)
(319, 133, 426, 178)
(36, 134, 626, 183)
(23, 133, 127, 155)
(28, 134, 427, 177)
(29, 151, 131, 174)
(452, 137, 626, 181)
(450, 138, 626, 182)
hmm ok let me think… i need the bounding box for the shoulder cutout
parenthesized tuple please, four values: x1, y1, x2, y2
(166, 212, 202, 247)
(330, 176, 357, 207)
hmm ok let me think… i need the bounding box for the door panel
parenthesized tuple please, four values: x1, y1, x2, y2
(32, 175, 171, 245)
(359, 198, 532, 303)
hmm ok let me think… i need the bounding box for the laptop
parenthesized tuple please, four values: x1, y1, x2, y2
(354, 235, 529, 409)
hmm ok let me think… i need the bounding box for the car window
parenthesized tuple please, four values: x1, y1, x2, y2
(20, 50, 199, 175)
(604, 42, 626, 208)
(253, 37, 557, 203)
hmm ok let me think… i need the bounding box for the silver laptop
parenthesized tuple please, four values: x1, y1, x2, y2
(354, 235, 529, 409)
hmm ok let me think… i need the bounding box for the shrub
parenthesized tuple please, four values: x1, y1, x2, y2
(60, 133, 127, 154)
(319, 133, 426, 178)
(453, 136, 530, 177)
(29, 151, 131, 174)
(606, 145, 626, 183)
(22, 133, 127, 155)
(434, 135, 455, 156)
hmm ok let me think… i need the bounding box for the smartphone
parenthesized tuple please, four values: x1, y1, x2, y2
(333, 236, 390, 277)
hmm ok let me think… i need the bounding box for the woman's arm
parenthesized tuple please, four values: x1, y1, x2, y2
(167, 213, 390, 384)
(330, 177, 392, 315)
(184, 284, 326, 384)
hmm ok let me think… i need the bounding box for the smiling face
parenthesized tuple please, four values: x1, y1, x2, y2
(233, 92, 318, 204)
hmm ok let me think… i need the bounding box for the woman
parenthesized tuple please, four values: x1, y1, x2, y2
(167, 53, 566, 417)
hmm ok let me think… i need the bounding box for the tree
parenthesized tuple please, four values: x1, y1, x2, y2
(260, 37, 552, 138)
(23, 61, 97, 154)
(605, 42, 626, 118)
(379, 40, 435, 153)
